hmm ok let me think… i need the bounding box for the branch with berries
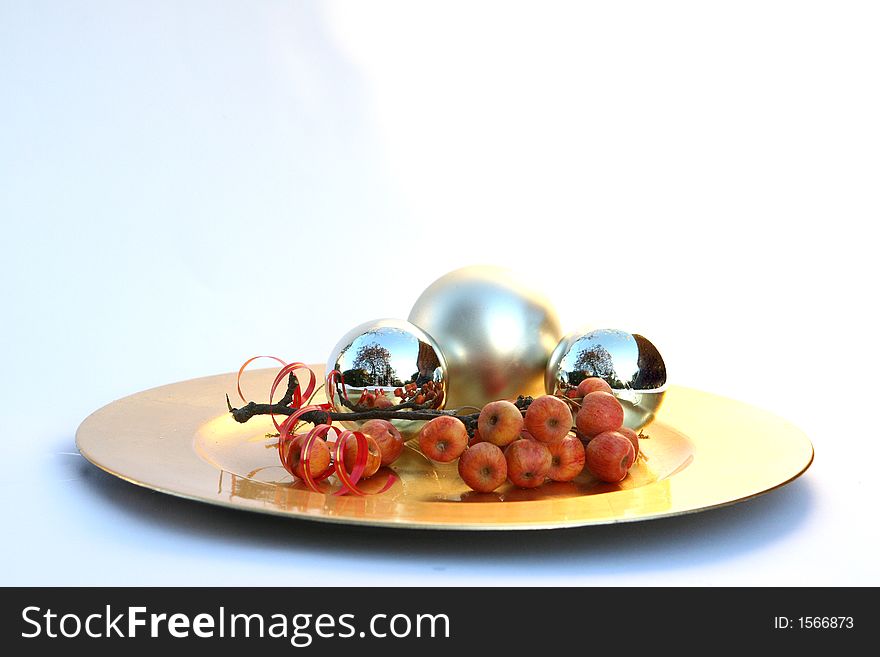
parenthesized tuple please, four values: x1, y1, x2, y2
(227, 359, 646, 496)
(227, 372, 533, 437)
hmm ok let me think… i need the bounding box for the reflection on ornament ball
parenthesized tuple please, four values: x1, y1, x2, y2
(546, 328, 667, 431)
(408, 266, 562, 410)
(326, 318, 447, 438)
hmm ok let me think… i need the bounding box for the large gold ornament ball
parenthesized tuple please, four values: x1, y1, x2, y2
(326, 318, 448, 438)
(546, 328, 667, 430)
(408, 266, 562, 410)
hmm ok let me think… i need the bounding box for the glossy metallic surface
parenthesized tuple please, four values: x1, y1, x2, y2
(326, 318, 447, 437)
(547, 328, 668, 430)
(76, 366, 814, 530)
(408, 266, 562, 410)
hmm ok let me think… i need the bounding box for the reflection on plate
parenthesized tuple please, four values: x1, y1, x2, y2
(76, 367, 813, 530)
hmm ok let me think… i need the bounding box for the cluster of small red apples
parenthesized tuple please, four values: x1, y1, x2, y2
(434, 378, 639, 493)
(288, 378, 640, 494)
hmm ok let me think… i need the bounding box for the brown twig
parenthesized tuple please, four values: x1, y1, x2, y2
(227, 375, 534, 436)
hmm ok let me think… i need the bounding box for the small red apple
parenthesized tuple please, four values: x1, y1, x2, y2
(505, 439, 552, 488)
(359, 419, 404, 466)
(478, 400, 524, 446)
(616, 426, 640, 461)
(524, 395, 573, 443)
(458, 442, 508, 493)
(576, 391, 624, 437)
(286, 435, 331, 480)
(584, 431, 635, 482)
(372, 394, 394, 409)
(418, 416, 468, 462)
(576, 377, 613, 397)
(546, 435, 586, 482)
(342, 433, 382, 478)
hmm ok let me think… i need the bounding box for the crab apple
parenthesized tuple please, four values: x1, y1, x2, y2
(577, 377, 613, 397)
(458, 442, 508, 493)
(478, 400, 524, 446)
(359, 419, 404, 466)
(616, 426, 640, 461)
(546, 435, 586, 482)
(372, 394, 394, 409)
(505, 439, 552, 488)
(287, 435, 331, 480)
(342, 434, 382, 478)
(585, 431, 635, 483)
(418, 416, 468, 462)
(576, 391, 624, 437)
(524, 395, 573, 443)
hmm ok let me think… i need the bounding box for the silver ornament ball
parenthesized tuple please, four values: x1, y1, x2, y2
(326, 318, 448, 438)
(546, 328, 667, 431)
(408, 265, 562, 410)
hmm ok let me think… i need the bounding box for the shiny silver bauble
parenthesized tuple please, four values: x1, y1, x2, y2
(546, 328, 667, 430)
(408, 266, 562, 410)
(326, 318, 447, 438)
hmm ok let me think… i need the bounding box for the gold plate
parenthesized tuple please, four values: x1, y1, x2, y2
(76, 367, 813, 530)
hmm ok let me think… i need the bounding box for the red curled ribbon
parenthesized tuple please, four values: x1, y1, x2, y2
(268, 361, 317, 431)
(237, 356, 318, 432)
(246, 360, 398, 496)
(326, 369, 352, 406)
(236, 355, 287, 404)
(332, 430, 398, 496)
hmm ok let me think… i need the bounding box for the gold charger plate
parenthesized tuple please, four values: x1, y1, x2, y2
(76, 366, 813, 530)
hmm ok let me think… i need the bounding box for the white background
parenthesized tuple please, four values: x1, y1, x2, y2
(1, 1, 877, 585)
